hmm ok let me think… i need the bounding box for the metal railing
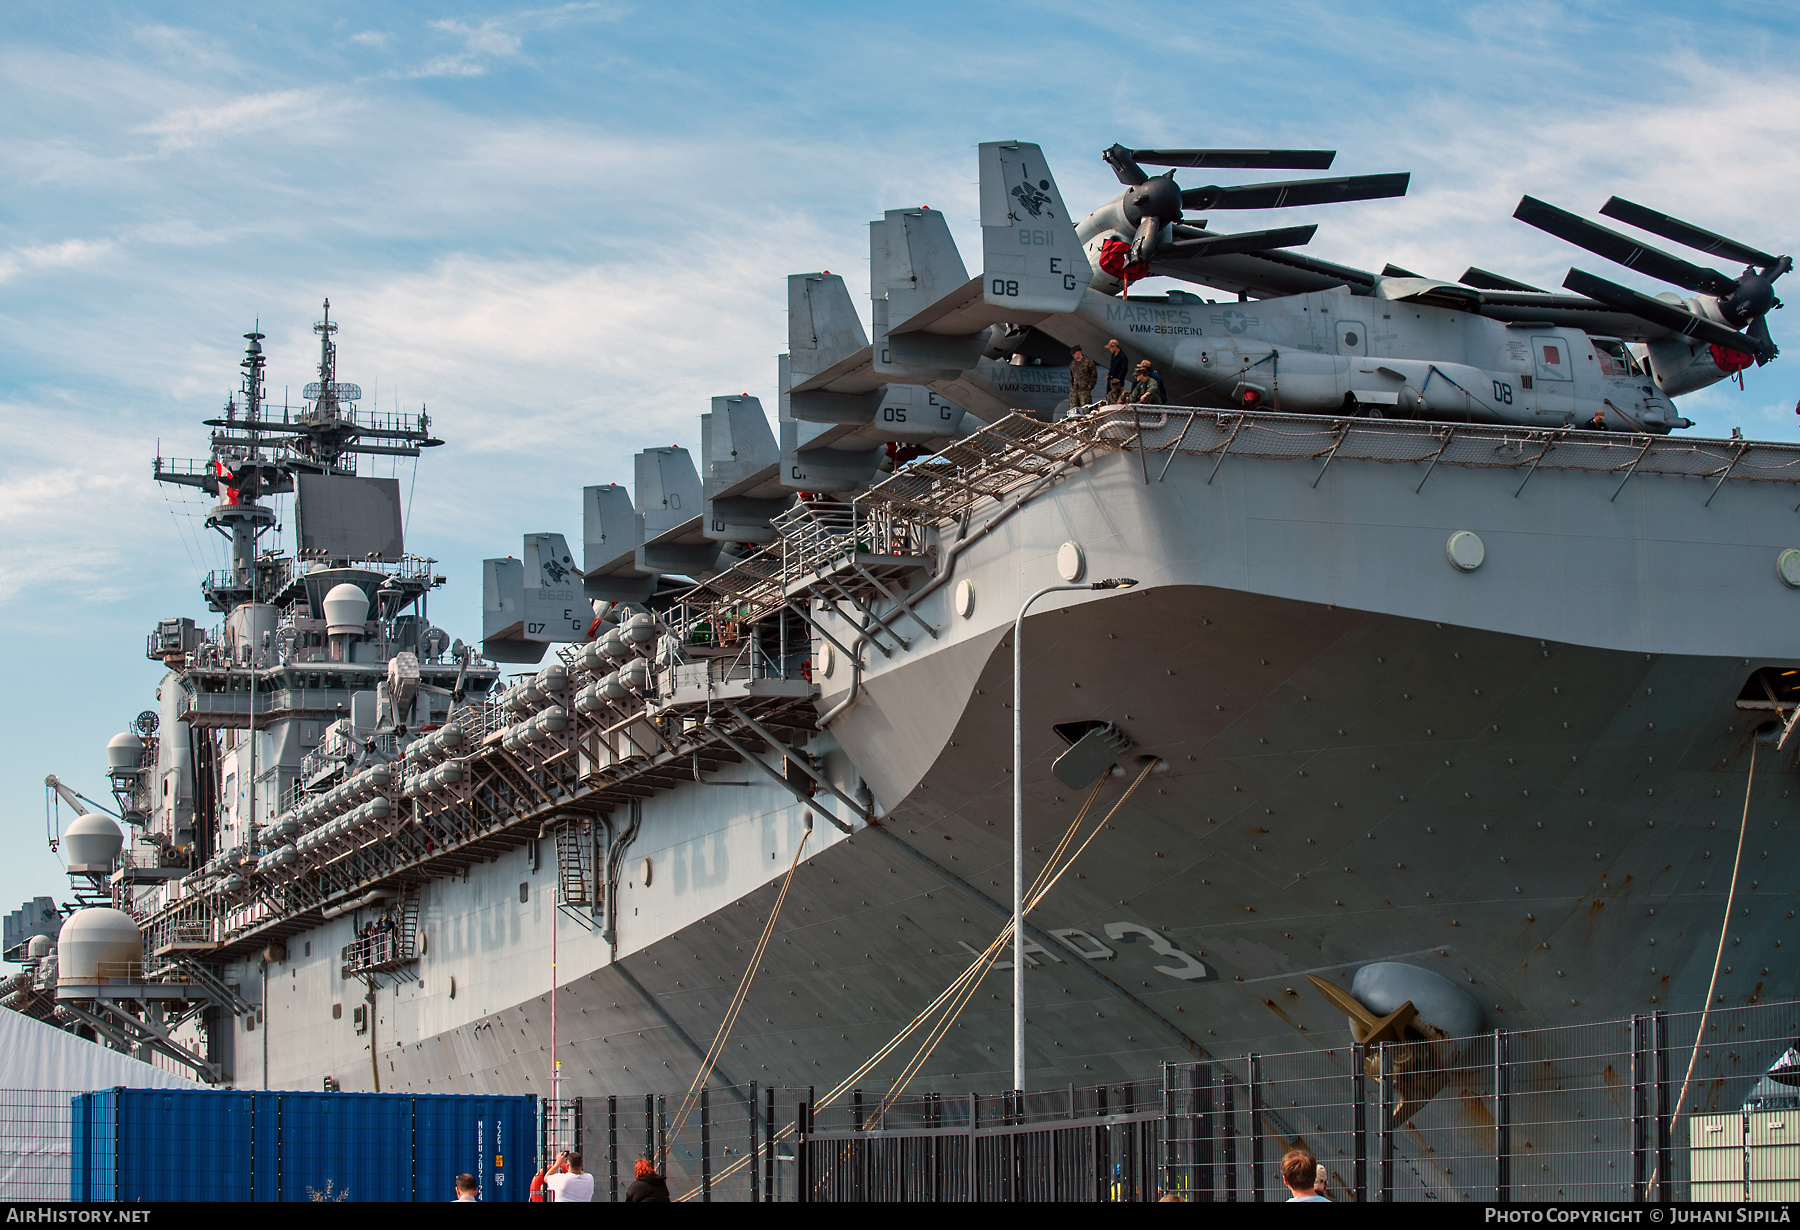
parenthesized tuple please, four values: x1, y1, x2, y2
(798, 1082, 1166, 1202)
(78, 962, 151, 984)
(1068, 404, 1800, 493)
(0, 1089, 78, 1200)
(10, 995, 1800, 1202)
(340, 930, 402, 975)
(784, 998, 1800, 1202)
(558, 1087, 808, 1202)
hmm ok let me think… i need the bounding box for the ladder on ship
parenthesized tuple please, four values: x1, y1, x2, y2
(554, 821, 597, 929)
(541, 1098, 581, 1165)
(338, 885, 422, 982)
(391, 887, 421, 983)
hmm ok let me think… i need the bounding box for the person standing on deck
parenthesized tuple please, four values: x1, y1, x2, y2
(1104, 339, 1130, 403)
(1067, 345, 1098, 415)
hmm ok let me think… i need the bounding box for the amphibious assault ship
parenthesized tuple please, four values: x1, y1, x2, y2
(9, 143, 1800, 1200)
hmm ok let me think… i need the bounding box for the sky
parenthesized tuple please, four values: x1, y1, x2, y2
(3, 0, 1799, 921)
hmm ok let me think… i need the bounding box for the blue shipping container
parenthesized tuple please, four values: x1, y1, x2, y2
(69, 1088, 536, 1202)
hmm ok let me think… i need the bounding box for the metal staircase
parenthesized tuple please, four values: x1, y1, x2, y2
(339, 885, 420, 982)
(555, 819, 594, 908)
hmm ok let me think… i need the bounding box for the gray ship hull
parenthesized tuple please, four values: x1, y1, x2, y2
(359, 589, 1793, 1100)
(243, 432, 1800, 1128)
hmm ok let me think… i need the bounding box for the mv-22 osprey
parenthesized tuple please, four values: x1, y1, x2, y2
(789, 141, 1787, 434)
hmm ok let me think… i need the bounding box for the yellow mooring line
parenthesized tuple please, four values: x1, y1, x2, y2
(679, 757, 1161, 1199)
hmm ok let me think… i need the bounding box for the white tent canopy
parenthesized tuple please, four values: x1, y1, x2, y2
(0, 1007, 197, 1093)
(0, 1009, 196, 1200)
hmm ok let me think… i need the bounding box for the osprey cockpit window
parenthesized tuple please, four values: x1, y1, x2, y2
(1590, 338, 1642, 378)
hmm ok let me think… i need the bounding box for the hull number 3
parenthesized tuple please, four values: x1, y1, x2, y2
(962, 922, 1214, 981)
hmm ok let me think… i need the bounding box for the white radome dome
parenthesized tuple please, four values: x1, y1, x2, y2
(63, 811, 124, 868)
(322, 583, 371, 635)
(105, 732, 143, 771)
(56, 907, 143, 984)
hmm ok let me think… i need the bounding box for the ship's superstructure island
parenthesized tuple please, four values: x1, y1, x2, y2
(8, 143, 1800, 1201)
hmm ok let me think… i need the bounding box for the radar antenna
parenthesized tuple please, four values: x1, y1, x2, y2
(151, 300, 443, 612)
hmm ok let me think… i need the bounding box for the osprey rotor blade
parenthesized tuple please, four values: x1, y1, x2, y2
(1131, 147, 1336, 171)
(1461, 266, 1546, 293)
(1746, 314, 1777, 357)
(1181, 172, 1410, 211)
(1600, 197, 1780, 269)
(1102, 144, 1150, 187)
(1515, 197, 1739, 299)
(1563, 268, 1775, 361)
(1158, 224, 1319, 261)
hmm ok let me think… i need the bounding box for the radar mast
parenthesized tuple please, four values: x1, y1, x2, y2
(151, 301, 443, 614)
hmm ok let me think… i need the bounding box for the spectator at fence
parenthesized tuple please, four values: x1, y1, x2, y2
(532, 1151, 567, 1201)
(545, 1151, 594, 1202)
(453, 1173, 479, 1201)
(1282, 1148, 1330, 1202)
(626, 1158, 670, 1202)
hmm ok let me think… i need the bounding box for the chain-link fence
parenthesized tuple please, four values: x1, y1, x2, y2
(10, 997, 1799, 1201)
(798, 1080, 1166, 1202)
(1164, 1000, 1800, 1202)
(546, 1084, 810, 1201)
(1, 1089, 72, 1200)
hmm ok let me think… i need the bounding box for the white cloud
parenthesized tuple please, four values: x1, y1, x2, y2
(412, 54, 493, 79)
(263, 230, 809, 544)
(415, 18, 526, 77)
(132, 88, 338, 153)
(130, 24, 242, 74)
(0, 238, 114, 283)
(350, 30, 388, 48)
(410, 4, 627, 77)
(0, 404, 186, 604)
(430, 19, 523, 58)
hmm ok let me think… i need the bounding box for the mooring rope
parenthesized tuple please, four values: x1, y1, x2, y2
(667, 827, 812, 1142)
(808, 769, 1135, 1112)
(680, 758, 1161, 1197)
(1642, 740, 1757, 1198)
(874, 760, 1161, 1114)
(837, 765, 1150, 1116)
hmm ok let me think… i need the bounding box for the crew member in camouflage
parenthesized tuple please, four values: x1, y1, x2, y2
(1067, 346, 1098, 414)
(1130, 359, 1165, 405)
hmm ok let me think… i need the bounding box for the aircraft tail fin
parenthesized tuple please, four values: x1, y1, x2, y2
(583, 484, 639, 571)
(788, 272, 870, 386)
(582, 484, 656, 602)
(702, 395, 785, 543)
(523, 532, 586, 642)
(874, 208, 970, 329)
(482, 557, 524, 642)
(702, 396, 778, 491)
(979, 141, 1091, 315)
(480, 563, 545, 662)
(633, 446, 703, 540)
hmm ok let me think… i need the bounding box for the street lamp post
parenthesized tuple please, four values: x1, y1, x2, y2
(1012, 576, 1137, 1093)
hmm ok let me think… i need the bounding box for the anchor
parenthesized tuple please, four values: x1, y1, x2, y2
(1307, 973, 1467, 1127)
